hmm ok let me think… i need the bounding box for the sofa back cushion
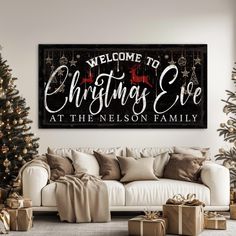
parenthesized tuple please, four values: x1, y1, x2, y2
(126, 147, 173, 158)
(174, 146, 210, 160)
(71, 150, 100, 176)
(141, 152, 170, 177)
(48, 147, 124, 160)
(163, 153, 205, 182)
(94, 151, 121, 180)
(117, 156, 158, 182)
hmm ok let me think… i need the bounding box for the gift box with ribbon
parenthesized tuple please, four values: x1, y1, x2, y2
(6, 192, 32, 209)
(128, 211, 167, 236)
(7, 207, 33, 231)
(163, 194, 204, 236)
(204, 211, 226, 230)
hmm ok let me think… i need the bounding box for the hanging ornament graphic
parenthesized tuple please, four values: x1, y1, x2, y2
(45, 51, 53, 65)
(181, 67, 190, 78)
(190, 66, 199, 85)
(59, 52, 68, 65)
(58, 84, 65, 93)
(117, 59, 120, 72)
(168, 52, 176, 65)
(178, 51, 187, 67)
(164, 54, 169, 60)
(69, 51, 77, 67)
(194, 52, 201, 65)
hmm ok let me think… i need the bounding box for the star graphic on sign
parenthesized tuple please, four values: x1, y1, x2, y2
(45, 56, 53, 64)
(50, 65, 55, 71)
(168, 60, 176, 65)
(69, 58, 77, 67)
(194, 57, 201, 65)
(181, 68, 190, 78)
(57, 69, 64, 77)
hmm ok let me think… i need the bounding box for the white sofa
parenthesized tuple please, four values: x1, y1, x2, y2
(21, 147, 230, 212)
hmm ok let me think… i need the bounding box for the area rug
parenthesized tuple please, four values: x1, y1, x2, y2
(8, 214, 236, 236)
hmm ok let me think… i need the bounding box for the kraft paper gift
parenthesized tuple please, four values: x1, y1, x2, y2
(0, 209, 10, 234)
(6, 192, 32, 209)
(128, 215, 167, 236)
(204, 212, 226, 230)
(230, 204, 236, 220)
(7, 207, 33, 231)
(163, 194, 204, 236)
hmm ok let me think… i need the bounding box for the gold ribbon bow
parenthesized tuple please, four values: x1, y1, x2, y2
(0, 210, 10, 234)
(143, 211, 161, 220)
(9, 192, 23, 200)
(166, 193, 205, 207)
(204, 211, 223, 218)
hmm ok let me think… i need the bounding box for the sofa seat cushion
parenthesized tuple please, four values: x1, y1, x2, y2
(42, 180, 125, 207)
(125, 179, 210, 206)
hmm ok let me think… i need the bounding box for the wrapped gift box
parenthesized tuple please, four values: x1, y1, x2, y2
(7, 208, 33, 231)
(163, 204, 204, 236)
(128, 215, 167, 236)
(6, 197, 32, 209)
(204, 214, 226, 230)
(230, 204, 236, 220)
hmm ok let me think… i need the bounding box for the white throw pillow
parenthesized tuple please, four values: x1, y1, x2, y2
(71, 150, 100, 176)
(141, 152, 170, 177)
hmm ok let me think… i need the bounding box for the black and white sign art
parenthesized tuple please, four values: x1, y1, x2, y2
(39, 44, 207, 128)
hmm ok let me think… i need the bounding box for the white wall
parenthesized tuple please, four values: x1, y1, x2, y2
(0, 0, 235, 157)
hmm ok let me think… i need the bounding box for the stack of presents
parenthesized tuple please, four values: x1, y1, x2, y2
(0, 188, 33, 234)
(129, 193, 229, 236)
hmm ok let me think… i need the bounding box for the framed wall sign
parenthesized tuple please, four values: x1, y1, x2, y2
(39, 44, 207, 128)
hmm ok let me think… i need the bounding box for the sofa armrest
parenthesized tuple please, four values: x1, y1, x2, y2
(22, 166, 49, 207)
(201, 162, 230, 206)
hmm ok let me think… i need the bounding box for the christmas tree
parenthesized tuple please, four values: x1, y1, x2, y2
(216, 63, 236, 186)
(0, 47, 39, 188)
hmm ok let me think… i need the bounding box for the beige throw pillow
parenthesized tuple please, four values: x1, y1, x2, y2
(71, 150, 100, 176)
(93, 151, 121, 180)
(141, 152, 170, 177)
(174, 146, 210, 160)
(46, 153, 74, 181)
(163, 153, 205, 182)
(117, 156, 158, 182)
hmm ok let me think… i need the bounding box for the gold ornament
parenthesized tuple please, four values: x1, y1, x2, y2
(3, 158, 10, 167)
(5, 101, 11, 107)
(14, 154, 18, 158)
(220, 123, 225, 128)
(5, 167, 10, 173)
(7, 107, 13, 113)
(22, 160, 26, 165)
(27, 143, 32, 148)
(5, 123, 11, 130)
(18, 118, 23, 124)
(1, 145, 9, 153)
(12, 119, 17, 125)
(227, 120, 234, 125)
(219, 148, 225, 154)
(0, 121, 4, 127)
(229, 127, 235, 133)
(13, 146, 17, 151)
(223, 106, 229, 114)
(22, 148, 27, 154)
(18, 155, 23, 161)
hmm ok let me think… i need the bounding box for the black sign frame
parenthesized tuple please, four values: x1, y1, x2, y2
(39, 44, 207, 129)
